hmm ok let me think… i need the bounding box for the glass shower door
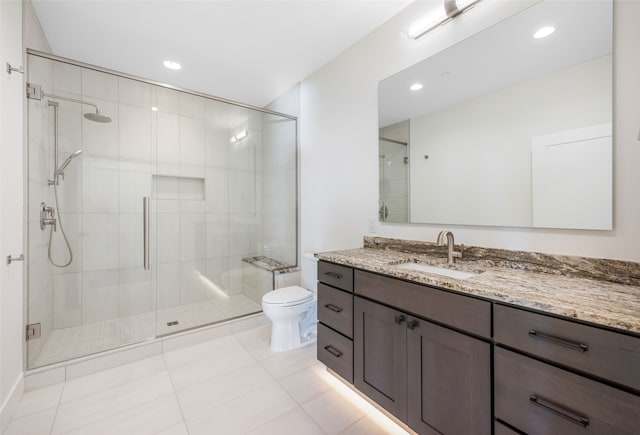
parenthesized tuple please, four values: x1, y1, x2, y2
(26, 53, 158, 368)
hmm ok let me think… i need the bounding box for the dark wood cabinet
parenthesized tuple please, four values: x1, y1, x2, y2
(317, 261, 355, 383)
(354, 295, 491, 434)
(494, 304, 640, 391)
(495, 347, 640, 434)
(407, 318, 491, 435)
(354, 296, 408, 422)
(317, 259, 639, 435)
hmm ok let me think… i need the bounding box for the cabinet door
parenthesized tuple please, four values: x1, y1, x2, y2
(354, 296, 408, 422)
(407, 319, 491, 435)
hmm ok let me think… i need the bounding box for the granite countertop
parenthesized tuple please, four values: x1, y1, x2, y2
(316, 247, 640, 335)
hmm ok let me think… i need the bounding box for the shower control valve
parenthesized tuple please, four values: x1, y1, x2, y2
(40, 202, 57, 231)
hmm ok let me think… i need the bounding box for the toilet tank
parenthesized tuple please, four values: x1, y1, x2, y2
(301, 253, 318, 294)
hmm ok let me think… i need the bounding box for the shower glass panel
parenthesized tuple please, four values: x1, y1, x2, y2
(26, 51, 298, 369)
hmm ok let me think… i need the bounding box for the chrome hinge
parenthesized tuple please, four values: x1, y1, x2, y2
(26, 83, 42, 100)
(26, 323, 41, 340)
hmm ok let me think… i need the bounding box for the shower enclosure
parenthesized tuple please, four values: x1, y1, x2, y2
(26, 50, 298, 369)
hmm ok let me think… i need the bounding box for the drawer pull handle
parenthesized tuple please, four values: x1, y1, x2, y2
(324, 345, 343, 358)
(407, 319, 419, 330)
(394, 315, 406, 325)
(324, 304, 343, 313)
(324, 271, 343, 279)
(529, 394, 589, 428)
(528, 330, 589, 353)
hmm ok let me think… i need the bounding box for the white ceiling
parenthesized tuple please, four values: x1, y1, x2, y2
(30, 0, 412, 108)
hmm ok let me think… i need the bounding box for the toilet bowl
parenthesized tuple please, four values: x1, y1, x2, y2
(262, 285, 317, 352)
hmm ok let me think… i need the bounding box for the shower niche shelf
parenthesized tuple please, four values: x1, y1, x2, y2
(152, 174, 205, 201)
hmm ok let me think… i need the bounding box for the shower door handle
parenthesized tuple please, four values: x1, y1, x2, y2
(143, 196, 150, 270)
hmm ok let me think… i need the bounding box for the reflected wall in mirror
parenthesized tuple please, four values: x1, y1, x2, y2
(378, 0, 613, 230)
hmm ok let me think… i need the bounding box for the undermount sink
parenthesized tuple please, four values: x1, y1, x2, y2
(395, 262, 478, 280)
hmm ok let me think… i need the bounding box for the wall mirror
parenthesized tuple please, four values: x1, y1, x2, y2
(378, 0, 613, 229)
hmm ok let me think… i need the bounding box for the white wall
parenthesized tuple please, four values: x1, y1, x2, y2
(300, 0, 640, 262)
(0, 0, 25, 429)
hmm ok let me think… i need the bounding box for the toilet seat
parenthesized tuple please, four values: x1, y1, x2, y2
(262, 286, 313, 307)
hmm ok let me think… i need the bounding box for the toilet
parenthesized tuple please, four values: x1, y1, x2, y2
(262, 285, 317, 352)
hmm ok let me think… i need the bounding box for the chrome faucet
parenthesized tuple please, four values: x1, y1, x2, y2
(436, 230, 463, 265)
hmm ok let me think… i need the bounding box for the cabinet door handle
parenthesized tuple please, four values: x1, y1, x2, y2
(528, 330, 589, 353)
(529, 394, 589, 428)
(394, 315, 406, 324)
(407, 319, 419, 330)
(324, 271, 342, 279)
(324, 304, 343, 313)
(324, 345, 343, 358)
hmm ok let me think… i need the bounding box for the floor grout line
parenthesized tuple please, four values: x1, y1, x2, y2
(161, 353, 191, 435)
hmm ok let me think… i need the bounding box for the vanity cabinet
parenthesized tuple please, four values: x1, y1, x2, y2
(494, 304, 640, 434)
(317, 261, 354, 383)
(354, 271, 491, 434)
(316, 259, 640, 435)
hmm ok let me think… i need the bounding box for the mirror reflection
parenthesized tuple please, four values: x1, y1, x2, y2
(378, 0, 612, 229)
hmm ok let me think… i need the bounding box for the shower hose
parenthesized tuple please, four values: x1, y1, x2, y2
(48, 182, 73, 268)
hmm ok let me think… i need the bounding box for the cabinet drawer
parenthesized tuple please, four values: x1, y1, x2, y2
(495, 347, 640, 435)
(318, 323, 353, 383)
(494, 304, 640, 391)
(318, 283, 353, 338)
(494, 421, 520, 435)
(318, 261, 353, 292)
(355, 270, 491, 337)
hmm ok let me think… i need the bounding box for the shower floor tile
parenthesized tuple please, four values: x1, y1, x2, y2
(33, 294, 261, 367)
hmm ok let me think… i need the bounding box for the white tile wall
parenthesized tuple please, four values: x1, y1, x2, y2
(119, 104, 152, 162)
(156, 112, 180, 163)
(81, 68, 118, 102)
(155, 87, 180, 114)
(179, 93, 205, 119)
(179, 116, 206, 166)
(82, 213, 119, 271)
(53, 273, 82, 329)
(81, 269, 119, 323)
(118, 77, 151, 108)
(82, 156, 119, 213)
(118, 268, 152, 317)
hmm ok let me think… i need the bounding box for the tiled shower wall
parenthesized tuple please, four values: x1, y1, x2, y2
(261, 113, 297, 267)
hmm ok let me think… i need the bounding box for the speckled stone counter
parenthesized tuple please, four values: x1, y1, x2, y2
(316, 237, 640, 335)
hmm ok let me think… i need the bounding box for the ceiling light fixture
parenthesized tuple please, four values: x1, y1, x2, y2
(410, 83, 424, 91)
(151, 106, 158, 112)
(533, 26, 556, 39)
(163, 60, 181, 70)
(408, 0, 481, 40)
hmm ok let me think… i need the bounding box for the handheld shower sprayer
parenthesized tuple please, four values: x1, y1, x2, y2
(56, 150, 83, 179)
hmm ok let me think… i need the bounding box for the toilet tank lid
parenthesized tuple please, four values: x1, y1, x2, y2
(263, 286, 313, 305)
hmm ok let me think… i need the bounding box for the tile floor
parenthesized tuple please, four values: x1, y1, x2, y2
(9, 324, 410, 435)
(34, 295, 262, 367)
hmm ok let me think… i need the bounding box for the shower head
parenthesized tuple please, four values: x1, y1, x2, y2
(41, 91, 112, 123)
(57, 150, 83, 174)
(84, 110, 112, 123)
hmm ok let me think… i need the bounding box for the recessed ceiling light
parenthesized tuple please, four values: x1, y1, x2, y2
(533, 26, 555, 39)
(410, 83, 423, 91)
(163, 60, 181, 70)
(151, 106, 158, 112)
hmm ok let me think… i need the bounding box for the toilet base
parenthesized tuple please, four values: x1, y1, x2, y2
(269, 321, 317, 352)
